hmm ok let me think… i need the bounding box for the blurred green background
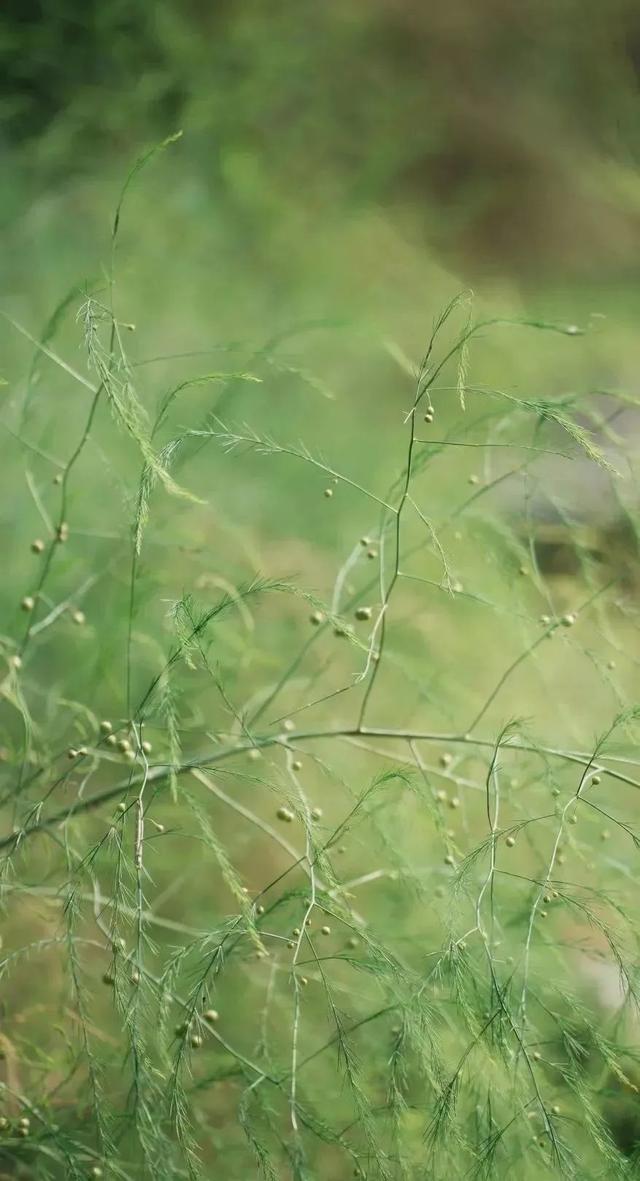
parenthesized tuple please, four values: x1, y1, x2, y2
(4, 0, 640, 476)
(3, 5, 640, 1179)
(4, 0, 640, 305)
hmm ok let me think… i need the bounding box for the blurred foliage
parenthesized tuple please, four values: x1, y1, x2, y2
(3, 1, 640, 275)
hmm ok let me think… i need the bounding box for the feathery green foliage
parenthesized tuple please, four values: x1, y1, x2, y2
(2, 141, 640, 1181)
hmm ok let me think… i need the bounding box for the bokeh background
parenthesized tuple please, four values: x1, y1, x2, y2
(3, 5, 640, 1179)
(4, 1, 640, 317)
